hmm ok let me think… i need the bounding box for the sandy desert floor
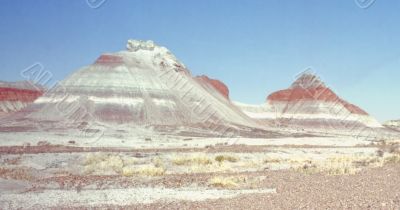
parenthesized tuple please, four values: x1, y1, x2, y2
(0, 137, 399, 209)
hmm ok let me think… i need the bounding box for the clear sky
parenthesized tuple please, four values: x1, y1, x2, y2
(0, 0, 399, 122)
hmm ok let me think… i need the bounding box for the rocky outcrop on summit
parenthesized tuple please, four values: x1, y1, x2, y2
(0, 40, 265, 137)
(0, 81, 44, 116)
(195, 75, 230, 99)
(234, 72, 390, 138)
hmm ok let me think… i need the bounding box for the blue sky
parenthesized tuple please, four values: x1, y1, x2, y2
(0, 0, 399, 121)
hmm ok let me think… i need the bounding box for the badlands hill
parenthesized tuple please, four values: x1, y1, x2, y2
(235, 73, 399, 139)
(0, 81, 44, 117)
(0, 40, 274, 138)
(1, 41, 397, 141)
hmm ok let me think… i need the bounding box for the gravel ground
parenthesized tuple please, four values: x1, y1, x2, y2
(115, 164, 400, 209)
(3, 165, 399, 209)
(1, 143, 399, 209)
(1, 161, 399, 209)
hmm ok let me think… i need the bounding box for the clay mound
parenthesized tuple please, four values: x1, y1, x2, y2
(0, 40, 268, 137)
(234, 72, 391, 138)
(267, 73, 368, 115)
(0, 81, 44, 115)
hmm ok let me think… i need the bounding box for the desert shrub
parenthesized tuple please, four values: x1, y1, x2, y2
(324, 164, 359, 175)
(122, 156, 138, 166)
(295, 162, 359, 175)
(136, 165, 165, 176)
(294, 155, 389, 176)
(152, 156, 164, 168)
(295, 156, 355, 175)
(288, 157, 312, 164)
(122, 167, 135, 177)
(122, 165, 165, 177)
(353, 157, 382, 167)
(208, 176, 239, 188)
(384, 154, 400, 164)
(83, 153, 165, 176)
(105, 155, 124, 172)
(172, 154, 212, 166)
(84, 153, 108, 165)
(376, 149, 385, 157)
(295, 163, 319, 175)
(188, 162, 233, 174)
(325, 155, 380, 175)
(215, 155, 239, 163)
(388, 143, 400, 154)
(377, 141, 400, 155)
(264, 157, 284, 164)
(83, 153, 124, 174)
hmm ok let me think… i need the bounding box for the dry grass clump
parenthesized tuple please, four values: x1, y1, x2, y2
(136, 165, 165, 176)
(171, 154, 264, 174)
(188, 163, 233, 173)
(84, 153, 166, 177)
(294, 155, 382, 176)
(295, 152, 400, 176)
(377, 141, 400, 154)
(152, 156, 165, 168)
(375, 141, 400, 164)
(384, 154, 400, 164)
(215, 154, 239, 163)
(288, 157, 313, 164)
(374, 140, 400, 164)
(123, 156, 139, 166)
(296, 162, 359, 175)
(264, 157, 284, 164)
(83, 153, 124, 174)
(388, 143, 400, 154)
(172, 154, 240, 173)
(172, 154, 212, 166)
(208, 176, 240, 188)
(122, 165, 165, 177)
(353, 156, 384, 167)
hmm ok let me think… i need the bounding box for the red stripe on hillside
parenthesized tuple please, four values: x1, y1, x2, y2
(0, 87, 43, 102)
(95, 55, 124, 65)
(267, 87, 368, 115)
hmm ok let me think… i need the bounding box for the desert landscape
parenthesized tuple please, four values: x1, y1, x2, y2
(1, 1, 400, 209)
(0, 40, 399, 209)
